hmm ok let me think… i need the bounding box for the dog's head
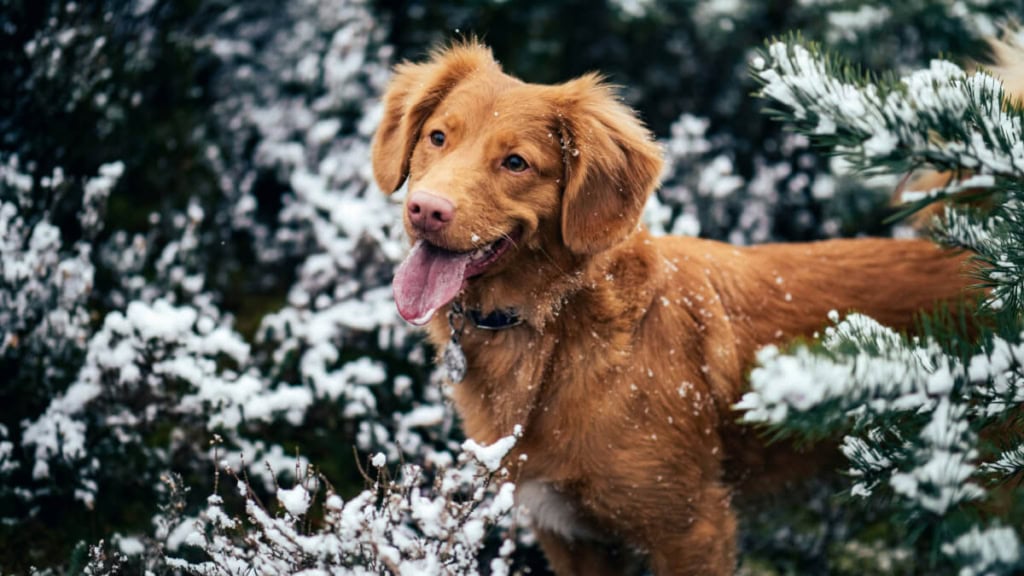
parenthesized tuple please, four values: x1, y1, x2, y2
(372, 41, 663, 325)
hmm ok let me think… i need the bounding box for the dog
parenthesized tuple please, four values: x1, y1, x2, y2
(371, 41, 976, 575)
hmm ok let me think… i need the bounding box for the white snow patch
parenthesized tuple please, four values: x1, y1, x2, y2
(277, 484, 311, 517)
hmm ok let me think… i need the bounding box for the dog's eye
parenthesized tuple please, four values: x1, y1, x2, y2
(429, 130, 446, 147)
(503, 154, 528, 173)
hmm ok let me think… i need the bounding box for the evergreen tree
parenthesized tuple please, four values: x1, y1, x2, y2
(738, 34, 1024, 575)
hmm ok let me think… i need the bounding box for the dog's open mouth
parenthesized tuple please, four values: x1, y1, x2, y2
(393, 232, 519, 325)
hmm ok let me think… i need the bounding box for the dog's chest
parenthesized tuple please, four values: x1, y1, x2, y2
(516, 480, 597, 542)
(448, 327, 558, 442)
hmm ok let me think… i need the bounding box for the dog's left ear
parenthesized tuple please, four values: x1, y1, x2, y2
(555, 74, 664, 254)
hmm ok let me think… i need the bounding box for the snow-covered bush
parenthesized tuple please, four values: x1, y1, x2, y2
(167, 430, 520, 575)
(1, 157, 102, 393)
(2, 0, 419, 566)
(21, 298, 255, 506)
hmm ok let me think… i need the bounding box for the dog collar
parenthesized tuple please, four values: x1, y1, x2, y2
(442, 302, 522, 384)
(451, 301, 523, 331)
(466, 308, 523, 330)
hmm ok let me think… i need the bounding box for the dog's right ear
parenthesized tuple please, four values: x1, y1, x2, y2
(371, 41, 499, 194)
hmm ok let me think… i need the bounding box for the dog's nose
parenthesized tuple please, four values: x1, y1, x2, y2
(408, 190, 454, 233)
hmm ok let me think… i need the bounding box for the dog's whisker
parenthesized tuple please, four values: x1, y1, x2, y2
(499, 231, 518, 248)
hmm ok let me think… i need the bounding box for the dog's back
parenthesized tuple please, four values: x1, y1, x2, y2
(651, 235, 976, 491)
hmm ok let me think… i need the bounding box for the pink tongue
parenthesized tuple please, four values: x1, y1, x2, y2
(393, 240, 471, 325)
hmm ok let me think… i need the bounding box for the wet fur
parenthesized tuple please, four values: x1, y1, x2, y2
(372, 42, 977, 575)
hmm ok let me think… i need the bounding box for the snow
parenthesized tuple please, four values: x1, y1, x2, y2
(757, 39, 1024, 188)
(22, 411, 90, 478)
(889, 399, 982, 514)
(278, 484, 312, 517)
(126, 299, 197, 340)
(461, 425, 521, 473)
(659, 111, 819, 245)
(176, 446, 520, 574)
(308, 118, 342, 145)
(901, 174, 996, 204)
(825, 6, 890, 43)
(942, 525, 1021, 575)
(166, 517, 200, 552)
(400, 405, 445, 429)
(738, 312, 988, 515)
(698, 155, 745, 198)
(116, 535, 145, 555)
(81, 161, 123, 232)
(736, 345, 831, 419)
(199, 326, 251, 363)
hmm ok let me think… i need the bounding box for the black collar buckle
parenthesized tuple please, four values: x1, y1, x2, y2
(452, 301, 523, 331)
(467, 308, 523, 331)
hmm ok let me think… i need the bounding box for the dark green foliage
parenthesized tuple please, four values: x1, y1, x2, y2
(744, 34, 1024, 575)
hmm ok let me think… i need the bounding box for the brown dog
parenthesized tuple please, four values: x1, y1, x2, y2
(371, 41, 974, 575)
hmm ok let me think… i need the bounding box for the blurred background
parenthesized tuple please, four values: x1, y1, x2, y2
(1, 0, 1020, 573)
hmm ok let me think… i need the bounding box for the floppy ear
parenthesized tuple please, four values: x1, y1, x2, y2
(556, 74, 664, 254)
(371, 41, 500, 194)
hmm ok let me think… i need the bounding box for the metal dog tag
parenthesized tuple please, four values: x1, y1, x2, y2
(443, 339, 467, 384)
(444, 304, 467, 384)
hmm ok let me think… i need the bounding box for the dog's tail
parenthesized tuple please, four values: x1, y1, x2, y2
(897, 33, 1024, 227)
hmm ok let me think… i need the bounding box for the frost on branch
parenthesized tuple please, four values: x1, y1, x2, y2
(736, 314, 959, 425)
(737, 314, 986, 514)
(965, 330, 1024, 417)
(736, 312, 1024, 515)
(170, 429, 521, 575)
(0, 156, 124, 506)
(942, 525, 1022, 576)
(745, 43, 1024, 570)
(1, 157, 108, 383)
(753, 38, 1024, 183)
(737, 306, 1024, 572)
(20, 299, 257, 505)
(979, 443, 1024, 480)
(938, 201, 1024, 314)
(201, 0, 437, 467)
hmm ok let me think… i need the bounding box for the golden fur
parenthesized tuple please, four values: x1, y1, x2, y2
(372, 42, 977, 575)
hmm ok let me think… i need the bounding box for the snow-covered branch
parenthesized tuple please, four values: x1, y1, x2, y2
(754, 39, 1024, 183)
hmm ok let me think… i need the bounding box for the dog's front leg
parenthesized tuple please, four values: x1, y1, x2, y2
(533, 528, 642, 576)
(645, 482, 738, 576)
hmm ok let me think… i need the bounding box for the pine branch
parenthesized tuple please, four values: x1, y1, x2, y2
(979, 443, 1024, 480)
(736, 314, 961, 431)
(938, 200, 1024, 315)
(738, 314, 991, 516)
(753, 39, 1024, 188)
